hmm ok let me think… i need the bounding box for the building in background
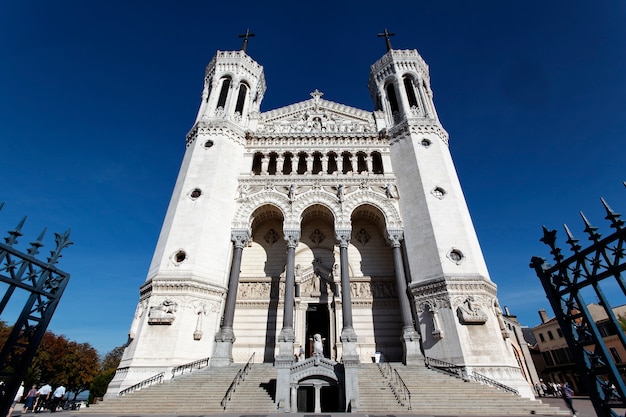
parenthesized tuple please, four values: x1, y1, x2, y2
(532, 304, 626, 394)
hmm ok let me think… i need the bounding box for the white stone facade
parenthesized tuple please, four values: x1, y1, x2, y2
(105, 48, 534, 403)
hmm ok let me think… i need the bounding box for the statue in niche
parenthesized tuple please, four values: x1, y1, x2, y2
(457, 295, 488, 325)
(148, 299, 178, 325)
(237, 184, 249, 199)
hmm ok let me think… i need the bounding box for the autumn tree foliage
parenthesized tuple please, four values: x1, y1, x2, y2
(0, 322, 101, 400)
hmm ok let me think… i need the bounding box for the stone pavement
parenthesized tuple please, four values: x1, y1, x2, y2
(9, 397, 625, 417)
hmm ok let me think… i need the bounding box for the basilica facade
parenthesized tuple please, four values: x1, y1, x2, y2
(106, 42, 532, 409)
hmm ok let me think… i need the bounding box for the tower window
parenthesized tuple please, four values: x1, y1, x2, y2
(252, 152, 263, 175)
(404, 77, 419, 108)
(235, 83, 248, 114)
(217, 77, 231, 109)
(386, 83, 399, 112)
(371, 152, 384, 174)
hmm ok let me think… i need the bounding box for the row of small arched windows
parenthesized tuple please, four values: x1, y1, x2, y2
(212, 77, 249, 114)
(251, 151, 384, 175)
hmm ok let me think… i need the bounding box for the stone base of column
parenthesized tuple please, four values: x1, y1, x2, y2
(339, 327, 359, 411)
(275, 329, 295, 411)
(210, 328, 235, 367)
(339, 327, 358, 358)
(401, 327, 423, 365)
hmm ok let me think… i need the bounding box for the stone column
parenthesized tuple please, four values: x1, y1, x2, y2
(211, 230, 249, 367)
(350, 154, 358, 173)
(336, 229, 359, 412)
(261, 154, 269, 175)
(314, 383, 322, 413)
(306, 153, 313, 174)
(365, 154, 372, 173)
(276, 230, 300, 411)
(387, 230, 422, 364)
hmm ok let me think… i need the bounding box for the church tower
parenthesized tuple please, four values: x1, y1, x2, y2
(106, 36, 533, 408)
(369, 43, 527, 393)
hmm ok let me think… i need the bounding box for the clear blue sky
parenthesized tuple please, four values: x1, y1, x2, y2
(1, 1, 624, 356)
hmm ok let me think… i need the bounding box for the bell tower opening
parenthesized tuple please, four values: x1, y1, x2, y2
(305, 303, 330, 358)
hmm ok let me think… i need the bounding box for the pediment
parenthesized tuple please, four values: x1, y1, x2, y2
(255, 90, 377, 135)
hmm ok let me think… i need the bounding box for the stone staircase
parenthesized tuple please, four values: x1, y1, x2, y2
(85, 362, 569, 415)
(84, 363, 277, 414)
(359, 363, 569, 415)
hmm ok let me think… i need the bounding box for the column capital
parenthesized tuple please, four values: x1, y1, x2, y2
(335, 229, 352, 248)
(386, 229, 404, 248)
(283, 230, 300, 248)
(231, 229, 250, 249)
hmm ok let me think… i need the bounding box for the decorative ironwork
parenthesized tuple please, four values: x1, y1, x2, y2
(530, 192, 626, 417)
(0, 204, 72, 417)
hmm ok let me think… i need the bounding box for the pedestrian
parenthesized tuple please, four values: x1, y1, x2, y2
(562, 382, 577, 417)
(49, 385, 66, 413)
(35, 382, 51, 413)
(6, 382, 24, 417)
(23, 385, 37, 413)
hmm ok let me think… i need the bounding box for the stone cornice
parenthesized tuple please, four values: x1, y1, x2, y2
(186, 121, 246, 147)
(369, 49, 430, 83)
(139, 278, 225, 301)
(246, 134, 386, 148)
(389, 120, 449, 146)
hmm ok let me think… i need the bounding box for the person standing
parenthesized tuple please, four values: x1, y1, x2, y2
(23, 385, 37, 413)
(562, 382, 577, 417)
(6, 382, 24, 417)
(35, 383, 51, 413)
(49, 385, 66, 413)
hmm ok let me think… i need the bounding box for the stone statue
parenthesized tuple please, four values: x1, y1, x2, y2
(312, 333, 325, 365)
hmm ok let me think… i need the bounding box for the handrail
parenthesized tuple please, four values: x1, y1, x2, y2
(376, 361, 411, 410)
(171, 356, 210, 379)
(118, 372, 165, 396)
(424, 356, 518, 395)
(220, 352, 255, 409)
(391, 369, 412, 410)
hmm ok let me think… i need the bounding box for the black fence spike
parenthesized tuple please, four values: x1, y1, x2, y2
(600, 197, 624, 230)
(5, 215, 27, 245)
(580, 211, 602, 242)
(563, 223, 582, 253)
(27, 228, 47, 256)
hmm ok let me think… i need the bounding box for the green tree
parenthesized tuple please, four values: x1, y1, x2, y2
(618, 314, 626, 333)
(89, 345, 125, 403)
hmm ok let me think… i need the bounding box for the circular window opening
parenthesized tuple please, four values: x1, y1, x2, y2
(204, 140, 214, 148)
(431, 187, 446, 199)
(447, 249, 464, 265)
(190, 188, 202, 199)
(421, 138, 432, 147)
(174, 250, 187, 263)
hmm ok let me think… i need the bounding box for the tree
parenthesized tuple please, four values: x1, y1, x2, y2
(618, 314, 626, 333)
(89, 345, 125, 403)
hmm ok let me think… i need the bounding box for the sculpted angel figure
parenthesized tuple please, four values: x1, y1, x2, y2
(383, 183, 399, 199)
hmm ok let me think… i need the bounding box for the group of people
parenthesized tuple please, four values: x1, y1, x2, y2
(535, 379, 577, 417)
(6, 382, 66, 416)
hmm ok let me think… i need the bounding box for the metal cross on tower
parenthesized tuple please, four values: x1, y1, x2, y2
(0, 203, 73, 417)
(377, 28, 395, 52)
(239, 29, 255, 53)
(530, 188, 626, 417)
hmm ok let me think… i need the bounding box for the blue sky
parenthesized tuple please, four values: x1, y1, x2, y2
(1, 1, 624, 356)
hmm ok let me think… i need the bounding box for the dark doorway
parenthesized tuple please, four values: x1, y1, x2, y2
(321, 385, 340, 411)
(306, 303, 330, 358)
(297, 386, 314, 412)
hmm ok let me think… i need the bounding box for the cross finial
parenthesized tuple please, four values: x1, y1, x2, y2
(238, 29, 256, 53)
(377, 28, 395, 52)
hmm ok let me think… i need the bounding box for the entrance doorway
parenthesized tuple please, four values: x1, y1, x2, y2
(306, 303, 330, 358)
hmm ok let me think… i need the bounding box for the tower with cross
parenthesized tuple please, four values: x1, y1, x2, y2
(105, 31, 535, 410)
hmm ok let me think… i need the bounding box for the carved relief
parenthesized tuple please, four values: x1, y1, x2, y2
(148, 298, 178, 325)
(456, 295, 488, 325)
(354, 228, 371, 245)
(264, 229, 280, 245)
